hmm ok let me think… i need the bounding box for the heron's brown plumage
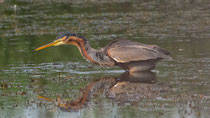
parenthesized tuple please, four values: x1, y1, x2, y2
(106, 39, 172, 63)
(66, 36, 97, 64)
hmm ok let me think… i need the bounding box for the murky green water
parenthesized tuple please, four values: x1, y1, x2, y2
(1, 0, 210, 118)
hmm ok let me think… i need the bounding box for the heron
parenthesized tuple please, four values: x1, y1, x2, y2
(35, 32, 172, 72)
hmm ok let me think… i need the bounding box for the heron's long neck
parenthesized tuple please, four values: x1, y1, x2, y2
(78, 41, 100, 64)
(77, 40, 115, 66)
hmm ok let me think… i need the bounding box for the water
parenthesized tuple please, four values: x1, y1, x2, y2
(1, 0, 210, 118)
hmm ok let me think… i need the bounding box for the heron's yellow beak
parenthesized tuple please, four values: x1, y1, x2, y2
(35, 38, 65, 51)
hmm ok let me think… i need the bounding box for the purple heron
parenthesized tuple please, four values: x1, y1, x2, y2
(35, 32, 172, 72)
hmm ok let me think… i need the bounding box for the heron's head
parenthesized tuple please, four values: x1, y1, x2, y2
(35, 32, 86, 51)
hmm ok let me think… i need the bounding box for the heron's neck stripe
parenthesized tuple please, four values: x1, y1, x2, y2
(77, 40, 96, 64)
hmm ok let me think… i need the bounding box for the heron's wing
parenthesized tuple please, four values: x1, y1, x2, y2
(106, 40, 171, 63)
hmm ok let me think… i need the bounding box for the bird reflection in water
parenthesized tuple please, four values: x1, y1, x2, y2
(38, 71, 170, 112)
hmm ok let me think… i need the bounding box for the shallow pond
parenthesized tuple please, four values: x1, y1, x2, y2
(1, 0, 210, 118)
